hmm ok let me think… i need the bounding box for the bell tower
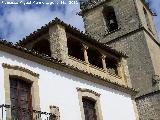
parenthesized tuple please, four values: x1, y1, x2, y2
(80, 0, 142, 42)
(81, 0, 160, 119)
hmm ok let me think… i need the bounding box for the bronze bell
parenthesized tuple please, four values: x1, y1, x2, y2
(109, 19, 115, 24)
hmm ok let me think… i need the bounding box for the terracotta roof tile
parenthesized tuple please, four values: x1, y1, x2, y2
(16, 17, 128, 58)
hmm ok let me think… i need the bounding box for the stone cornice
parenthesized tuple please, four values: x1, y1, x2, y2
(2, 63, 39, 77)
(77, 88, 101, 97)
(135, 88, 160, 99)
(80, 0, 106, 14)
(106, 27, 160, 47)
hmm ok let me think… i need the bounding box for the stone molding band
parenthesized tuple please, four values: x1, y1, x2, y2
(2, 63, 39, 77)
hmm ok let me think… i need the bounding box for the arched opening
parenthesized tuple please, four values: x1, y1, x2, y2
(105, 57, 118, 75)
(87, 48, 103, 68)
(32, 39, 51, 56)
(67, 37, 84, 61)
(103, 6, 118, 32)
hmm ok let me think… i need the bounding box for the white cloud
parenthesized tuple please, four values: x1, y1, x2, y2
(0, 0, 159, 42)
(0, 3, 84, 43)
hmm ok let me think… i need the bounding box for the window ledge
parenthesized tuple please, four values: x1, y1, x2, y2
(104, 27, 121, 36)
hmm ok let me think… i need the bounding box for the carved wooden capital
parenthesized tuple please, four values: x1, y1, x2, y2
(82, 44, 89, 50)
(101, 55, 106, 60)
(117, 62, 122, 67)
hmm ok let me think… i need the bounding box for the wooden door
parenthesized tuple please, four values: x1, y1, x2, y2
(10, 78, 32, 120)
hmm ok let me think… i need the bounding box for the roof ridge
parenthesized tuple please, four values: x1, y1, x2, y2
(16, 17, 83, 45)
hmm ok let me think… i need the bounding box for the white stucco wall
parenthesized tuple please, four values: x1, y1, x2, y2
(0, 51, 137, 120)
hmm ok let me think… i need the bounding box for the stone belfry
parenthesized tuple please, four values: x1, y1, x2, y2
(80, 0, 160, 119)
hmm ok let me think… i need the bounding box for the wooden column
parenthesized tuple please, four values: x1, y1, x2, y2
(82, 44, 89, 63)
(101, 55, 107, 70)
(117, 61, 124, 79)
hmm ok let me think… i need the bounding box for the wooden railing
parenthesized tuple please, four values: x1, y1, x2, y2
(68, 56, 123, 84)
(0, 104, 56, 120)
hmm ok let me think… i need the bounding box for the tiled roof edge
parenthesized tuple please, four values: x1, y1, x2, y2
(16, 17, 128, 58)
(0, 39, 136, 95)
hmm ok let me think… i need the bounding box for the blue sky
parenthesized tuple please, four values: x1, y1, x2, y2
(148, 0, 160, 40)
(0, 0, 159, 43)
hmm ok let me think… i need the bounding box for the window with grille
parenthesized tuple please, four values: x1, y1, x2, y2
(10, 78, 32, 120)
